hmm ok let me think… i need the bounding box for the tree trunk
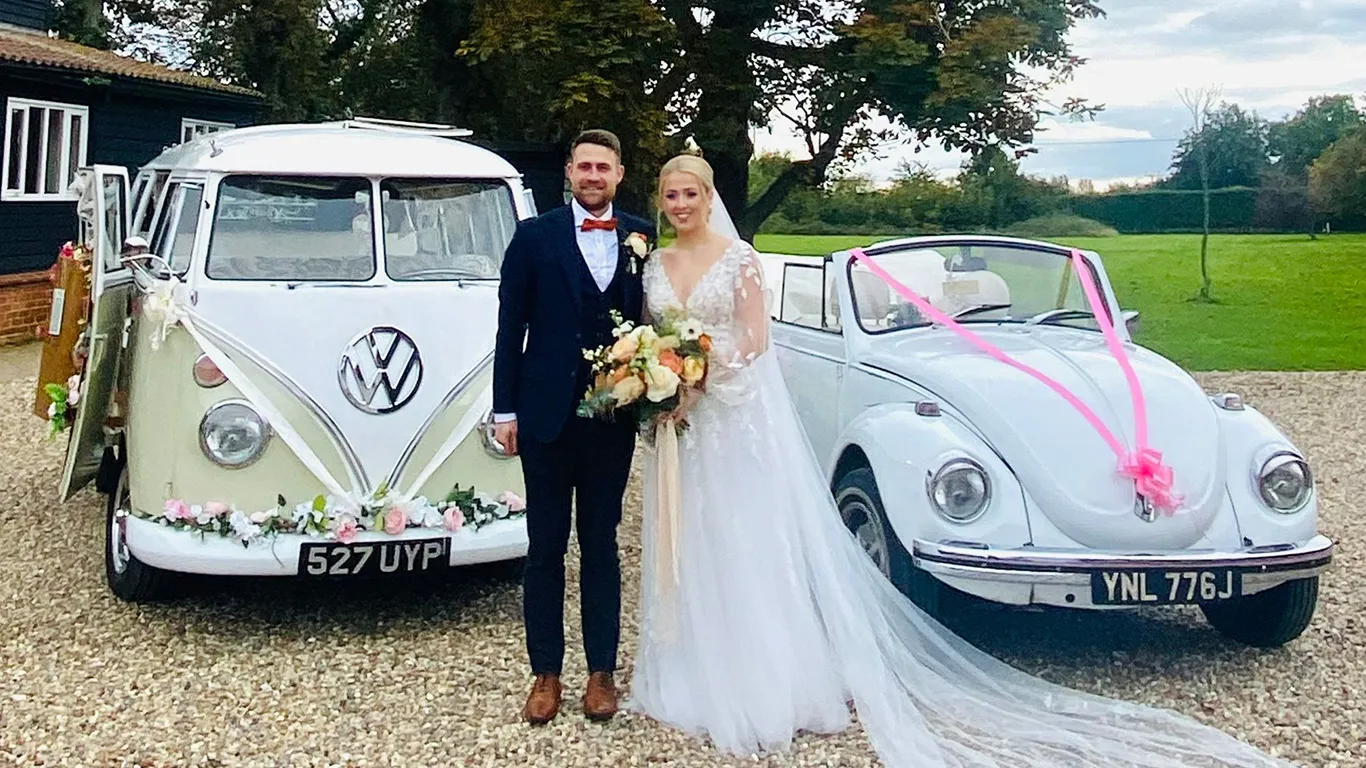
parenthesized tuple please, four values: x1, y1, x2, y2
(1198, 144, 1212, 301)
(53, 0, 109, 49)
(685, 8, 764, 240)
(1200, 186, 1211, 300)
(738, 122, 848, 240)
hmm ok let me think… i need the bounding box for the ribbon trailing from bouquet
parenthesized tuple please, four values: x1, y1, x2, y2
(847, 247, 1181, 515)
(652, 419, 683, 642)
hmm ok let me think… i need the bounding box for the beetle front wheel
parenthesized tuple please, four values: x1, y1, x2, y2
(105, 464, 178, 603)
(835, 467, 946, 619)
(1200, 577, 1320, 648)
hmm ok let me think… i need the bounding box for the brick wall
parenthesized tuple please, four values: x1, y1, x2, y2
(0, 271, 53, 346)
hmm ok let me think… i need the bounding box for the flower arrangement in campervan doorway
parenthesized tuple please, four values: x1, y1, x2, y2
(577, 309, 710, 440)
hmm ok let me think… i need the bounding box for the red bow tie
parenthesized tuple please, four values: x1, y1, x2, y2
(581, 217, 617, 232)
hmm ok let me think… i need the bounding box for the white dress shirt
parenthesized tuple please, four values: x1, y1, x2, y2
(573, 199, 619, 292)
(493, 201, 620, 424)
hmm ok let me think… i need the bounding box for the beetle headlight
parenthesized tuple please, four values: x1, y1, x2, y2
(199, 400, 270, 468)
(926, 458, 991, 523)
(1257, 452, 1312, 512)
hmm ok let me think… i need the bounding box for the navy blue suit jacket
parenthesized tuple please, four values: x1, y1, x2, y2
(493, 204, 656, 444)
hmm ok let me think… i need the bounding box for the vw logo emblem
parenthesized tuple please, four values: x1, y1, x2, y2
(337, 326, 423, 414)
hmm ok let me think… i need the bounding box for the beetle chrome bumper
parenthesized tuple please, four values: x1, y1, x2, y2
(911, 535, 1334, 607)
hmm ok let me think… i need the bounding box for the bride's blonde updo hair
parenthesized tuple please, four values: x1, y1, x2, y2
(657, 153, 716, 217)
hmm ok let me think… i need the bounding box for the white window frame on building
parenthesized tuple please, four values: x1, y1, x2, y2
(180, 118, 234, 144)
(2, 97, 90, 202)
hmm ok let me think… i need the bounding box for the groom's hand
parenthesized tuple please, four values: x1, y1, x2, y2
(494, 420, 519, 456)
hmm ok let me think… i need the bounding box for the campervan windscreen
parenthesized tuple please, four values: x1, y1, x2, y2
(206, 175, 376, 281)
(379, 179, 517, 281)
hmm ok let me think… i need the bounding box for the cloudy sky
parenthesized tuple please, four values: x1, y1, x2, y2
(752, 0, 1366, 189)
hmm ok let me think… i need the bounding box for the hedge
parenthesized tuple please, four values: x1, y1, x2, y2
(1066, 187, 1323, 234)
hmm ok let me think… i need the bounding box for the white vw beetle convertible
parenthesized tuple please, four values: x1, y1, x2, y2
(37, 120, 529, 601)
(761, 236, 1334, 648)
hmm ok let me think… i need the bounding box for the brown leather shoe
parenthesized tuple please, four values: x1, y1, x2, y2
(522, 673, 562, 725)
(582, 671, 618, 721)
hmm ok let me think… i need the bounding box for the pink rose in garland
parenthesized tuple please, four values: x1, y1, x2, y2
(383, 505, 408, 535)
(335, 516, 359, 544)
(162, 499, 190, 522)
(443, 507, 464, 532)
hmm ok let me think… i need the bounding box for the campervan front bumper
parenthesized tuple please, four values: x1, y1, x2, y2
(123, 515, 528, 576)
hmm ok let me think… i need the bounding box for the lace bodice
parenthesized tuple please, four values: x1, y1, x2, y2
(643, 239, 769, 395)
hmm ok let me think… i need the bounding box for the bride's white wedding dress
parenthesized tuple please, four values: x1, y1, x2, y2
(625, 236, 1294, 767)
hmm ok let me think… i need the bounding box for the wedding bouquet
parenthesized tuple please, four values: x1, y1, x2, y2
(577, 309, 711, 438)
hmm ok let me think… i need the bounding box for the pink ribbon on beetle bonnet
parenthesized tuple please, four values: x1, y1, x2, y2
(847, 246, 1182, 516)
(1121, 448, 1179, 514)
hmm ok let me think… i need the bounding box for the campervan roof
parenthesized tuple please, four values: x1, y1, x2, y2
(142, 120, 522, 179)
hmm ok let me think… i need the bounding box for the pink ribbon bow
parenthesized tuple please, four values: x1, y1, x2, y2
(847, 246, 1182, 516)
(1120, 448, 1180, 513)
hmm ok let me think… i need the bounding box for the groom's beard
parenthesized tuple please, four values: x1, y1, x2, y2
(571, 186, 614, 215)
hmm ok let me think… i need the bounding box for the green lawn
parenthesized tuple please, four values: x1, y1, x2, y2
(752, 233, 1366, 372)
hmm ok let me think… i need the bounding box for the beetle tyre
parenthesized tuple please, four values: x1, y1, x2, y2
(105, 463, 177, 603)
(835, 467, 945, 619)
(1200, 577, 1319, 648)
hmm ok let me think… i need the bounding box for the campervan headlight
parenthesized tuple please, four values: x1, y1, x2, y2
(199, 400, 271, 468)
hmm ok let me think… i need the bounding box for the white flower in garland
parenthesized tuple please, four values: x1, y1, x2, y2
(139, 483, 526, 545)
(230, 509, 262, 542)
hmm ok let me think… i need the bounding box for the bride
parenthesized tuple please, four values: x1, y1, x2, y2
(624, 152, 1295, 768)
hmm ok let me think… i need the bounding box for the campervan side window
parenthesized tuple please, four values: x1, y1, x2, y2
(148, 182, 201, 276)
(379, 179, 517, 281)
(205, 175, 375, 281)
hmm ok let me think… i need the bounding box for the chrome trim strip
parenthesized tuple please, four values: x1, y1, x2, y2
(386, 352, 494, 490)
(849, 361, 1018, 477)
(853, 361, 924, 390)
(193, 317, 370, 492)
(771, 338, 845, 364)
(912, 535, 1334, 576)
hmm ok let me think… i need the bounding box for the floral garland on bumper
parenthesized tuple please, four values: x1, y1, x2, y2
(140, 483, 527, 547)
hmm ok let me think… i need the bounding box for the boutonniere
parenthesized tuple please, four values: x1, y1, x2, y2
(623, 232, 650, 274)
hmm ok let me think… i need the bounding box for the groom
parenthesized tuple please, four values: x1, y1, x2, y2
(492, 129, 655, 725)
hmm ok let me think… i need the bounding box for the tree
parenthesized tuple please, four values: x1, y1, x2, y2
(456, 0, 675, 212)
(1269, 94, 1363, 177)
(105, 0, 1103, 235)
(1165, 100, 1268, 191)
(1308, 130, 1366, 231)
(1178, 87, 1220, 302)
(1256, 166, 1314, 234)
(97, 0, 396, 121)
(51, 0, 111, 48)
(465, 0, 1105, 239)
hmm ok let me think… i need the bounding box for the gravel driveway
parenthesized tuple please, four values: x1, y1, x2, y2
(1, 368, 1360, 767)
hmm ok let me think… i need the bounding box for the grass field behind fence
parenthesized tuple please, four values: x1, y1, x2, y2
(752, 233, 1366, 372)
